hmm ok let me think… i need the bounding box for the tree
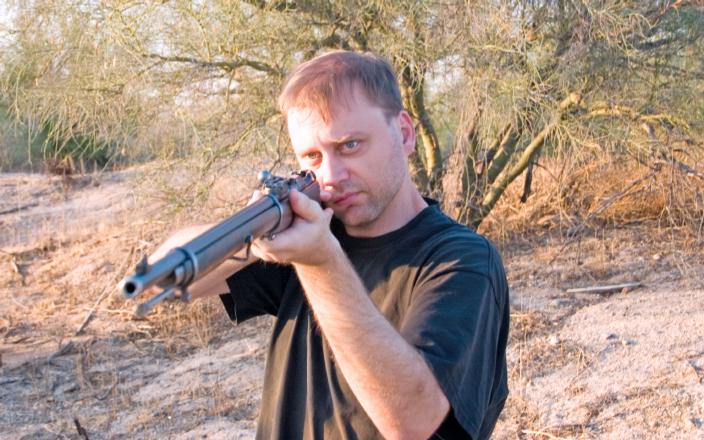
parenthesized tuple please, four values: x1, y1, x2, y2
(1, 0, 702, 226)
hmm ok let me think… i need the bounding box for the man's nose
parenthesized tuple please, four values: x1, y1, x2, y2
(319, 155, 349, 190)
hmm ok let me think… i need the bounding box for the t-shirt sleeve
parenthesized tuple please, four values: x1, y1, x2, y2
(219, 261, 292, 324)
(399, 239, 508, 440)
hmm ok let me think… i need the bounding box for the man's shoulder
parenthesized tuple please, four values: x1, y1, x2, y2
(411, 206, 508, 296)
(415, 205, 498, 265)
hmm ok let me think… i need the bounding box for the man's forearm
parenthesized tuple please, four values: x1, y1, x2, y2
(188, 256, 254, 299)
(294, 246, 449, 440)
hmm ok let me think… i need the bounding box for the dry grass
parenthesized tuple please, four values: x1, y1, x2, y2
(496, 392, 597, 439)
(480, 156, 704, 244)
(495, 394, 543, 439)
(509, 311, 553, 345)
(511, 336, 590, 383)
(0, 168, 271, 438)
(619, 383, 698, 429)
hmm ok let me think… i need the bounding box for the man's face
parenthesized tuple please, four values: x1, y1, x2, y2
(287, 88, 415, 235)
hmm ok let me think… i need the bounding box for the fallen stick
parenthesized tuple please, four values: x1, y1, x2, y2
(565, 282, 642, 294)
(0, 202, 39, 216)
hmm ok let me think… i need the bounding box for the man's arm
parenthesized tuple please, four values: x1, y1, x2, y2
(252, 190, 450, 439)
(297, 249, 450, 439)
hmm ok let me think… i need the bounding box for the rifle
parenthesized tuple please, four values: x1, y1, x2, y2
(118, 170, 319, 317)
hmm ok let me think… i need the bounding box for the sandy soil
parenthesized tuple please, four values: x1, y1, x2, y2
(1, 169, 702, 439)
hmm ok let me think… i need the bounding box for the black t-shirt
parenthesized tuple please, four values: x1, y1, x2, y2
(220, 202, 509, 439)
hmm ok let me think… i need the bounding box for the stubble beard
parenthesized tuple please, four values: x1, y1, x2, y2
(334, 138, 407, 230)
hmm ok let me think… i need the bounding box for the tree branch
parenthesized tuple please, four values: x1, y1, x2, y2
(441, 105, 482, 220)
(585, 105, 690, 131)
(472, 93, 581, 227)
(399, 61, 442, 190)
(484, 125, 521, 185)
(144, 53, 283, 77)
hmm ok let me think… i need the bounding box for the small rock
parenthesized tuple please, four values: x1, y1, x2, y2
(548, 335, 561, 346)
(652, 254, 661, 261)
(605, 333, 618, 340)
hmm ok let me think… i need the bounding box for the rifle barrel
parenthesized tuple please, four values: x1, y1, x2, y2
(118, 170, 318, 304)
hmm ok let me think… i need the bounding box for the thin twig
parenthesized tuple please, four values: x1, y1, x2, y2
(75, 287, 111, 336)
(74, 417, 90, 440)
(75, 246, 135, 336)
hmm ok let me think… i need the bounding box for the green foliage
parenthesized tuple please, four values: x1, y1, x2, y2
(0, 106, 40, 171)
(37, 120, 116, 166)
(0, 0, 702, 225)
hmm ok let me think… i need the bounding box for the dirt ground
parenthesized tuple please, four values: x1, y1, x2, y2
(1, 168, 702, 439)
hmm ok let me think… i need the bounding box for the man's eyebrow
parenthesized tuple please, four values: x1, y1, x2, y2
(330, 131, 366, 143)
(295, 132, 367, 156)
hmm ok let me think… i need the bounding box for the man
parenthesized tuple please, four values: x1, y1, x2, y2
(153, 51, 509, 439)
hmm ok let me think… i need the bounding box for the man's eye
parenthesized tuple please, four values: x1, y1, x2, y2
(304, 152, 320, 161)
(342, 140, 359, 150)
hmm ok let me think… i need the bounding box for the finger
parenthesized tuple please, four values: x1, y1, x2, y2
(250, 241, 275, 262)
(289, 188, 323, 222)
(319, 189, 333, 203)
(252, 246, 288, 265)
(322, 207, 334, 223)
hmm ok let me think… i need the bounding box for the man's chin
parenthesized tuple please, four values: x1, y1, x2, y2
(333, 207, 359, 226)
(334, 206, 377, 230)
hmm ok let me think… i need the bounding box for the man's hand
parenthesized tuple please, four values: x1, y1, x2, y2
(251, 188, 339, 267)
(138, 186, 325, 303)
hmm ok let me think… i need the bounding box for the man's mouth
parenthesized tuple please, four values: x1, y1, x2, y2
(331, 192, 359, 207)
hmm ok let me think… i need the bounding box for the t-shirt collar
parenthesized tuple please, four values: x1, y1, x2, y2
(331, 198, 440, 251)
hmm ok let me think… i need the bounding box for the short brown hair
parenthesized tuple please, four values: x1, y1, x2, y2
(278, 50, 403, 122)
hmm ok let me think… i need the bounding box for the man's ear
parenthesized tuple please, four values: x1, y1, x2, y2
(397, 111, 416, 156)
